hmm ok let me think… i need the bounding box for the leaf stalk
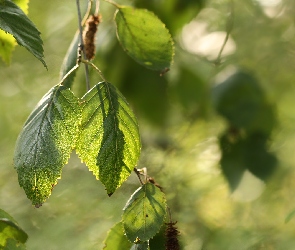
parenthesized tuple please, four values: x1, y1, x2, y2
(81, 59, 106, 82)
(76, 0, 91, 91)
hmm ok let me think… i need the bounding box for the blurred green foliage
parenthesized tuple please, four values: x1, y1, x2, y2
(0, 209, 28, 249)
(1, 0, 295, 249)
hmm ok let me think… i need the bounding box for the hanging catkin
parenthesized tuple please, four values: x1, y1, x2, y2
(82, 15, 100, 60)
(165, 221, 180, 250)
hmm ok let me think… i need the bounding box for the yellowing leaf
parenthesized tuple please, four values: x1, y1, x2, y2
(0, 30, 16, 64)
(14, 85, 80, 206)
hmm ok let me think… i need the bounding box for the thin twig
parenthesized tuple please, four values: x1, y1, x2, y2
(214, 0, 235, 66)
(76, 0, 91, 91)
(102, 0, 120, 8)
(134, 168, 144, 185)
(59, 64, 80, 86)
(95, 0, 100, 16)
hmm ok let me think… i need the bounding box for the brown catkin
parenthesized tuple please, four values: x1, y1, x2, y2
(82, 15, 100, 60)
(165, 221, 180, 250)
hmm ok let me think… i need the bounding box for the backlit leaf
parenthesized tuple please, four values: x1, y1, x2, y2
(76, 82, 141, 195)
(14, 85, 80, 206)
(0, 0, 28, 64)
(0, 0, 46, 67)
(122, 183, 166, 242)
(0, 29, 15, 64)
(115, 6, 174, 72)
(12, 0, 29, 14)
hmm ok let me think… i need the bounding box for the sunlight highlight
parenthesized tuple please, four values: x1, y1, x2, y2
(181, 19, 236, 60)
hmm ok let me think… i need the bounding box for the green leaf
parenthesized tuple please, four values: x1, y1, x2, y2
(76, 82, 141, 195)
(133, 0, 204, 35)
(4, 238, 26, 250)
(103, 222, 132, 250)
(102, 223, 150, 250)
(0, 210, 16, 224)
(219, 131, 277, 191)
(0, 0, 46, 67)
(122, 183, 166, 243)
(115, 6, 174, 72)
(0, 209, 28, 247)
(60, 31, 79, 88)
(212, 71, 275, 134)
(219, 132, 247, 191)
(14, 85, 80, 206)
(285, 209, 295, 224)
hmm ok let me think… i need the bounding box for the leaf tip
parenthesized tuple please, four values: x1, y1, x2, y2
(34, 203, 43, 208)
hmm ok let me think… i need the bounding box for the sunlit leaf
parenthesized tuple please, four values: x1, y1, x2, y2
(76, 82, 141, 195)
(115, 6, 174, 72)
(14, 85, 80, 206)
(0, 209, 28, 248)
(0, 0, 46, 67)
(122, 183, 166, 242)
(103, 222, 132, 250)
(60, 31, 79, 88)
(12, 0, 29, 14)
(0, 0, 28, 64)
(133, 0, 204, 35)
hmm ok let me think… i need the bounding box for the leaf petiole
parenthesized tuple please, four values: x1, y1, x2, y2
(59, 64, 80, 86)
(81, 59, 106, 82)
(102, 0, 121, 9)
(134, 168, 144, 185)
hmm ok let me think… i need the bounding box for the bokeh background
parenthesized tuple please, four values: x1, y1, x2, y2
(1, 0, 295, 249)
